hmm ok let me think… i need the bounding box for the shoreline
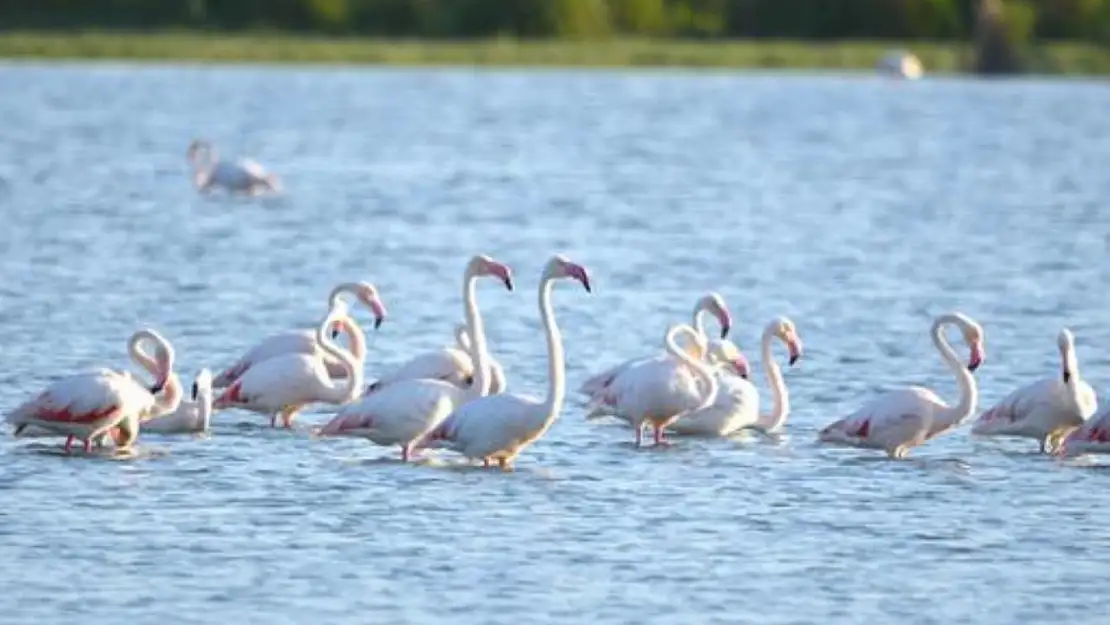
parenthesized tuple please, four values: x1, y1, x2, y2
(0, 32, 1107, 75)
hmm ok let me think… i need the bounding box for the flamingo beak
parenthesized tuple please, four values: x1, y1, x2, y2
(1063, 369, 1072, 384)
(149, 378, 166, 394)
(503, 276, 514, 291)
(576, 268, 592, 293)
(719, 311, 732, 339)
(788, 337, 803, 366)
(370, 300, 387, 330)
(191, 382, 199, 401)
(968, 343, 984, 372)
(733, 357, 750, 379)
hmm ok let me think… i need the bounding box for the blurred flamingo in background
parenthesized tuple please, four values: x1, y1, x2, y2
(188, 139, 282, 196)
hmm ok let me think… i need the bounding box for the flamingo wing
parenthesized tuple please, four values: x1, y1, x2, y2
(215, 354, 323, 412)
(440, 393, 544, 460)
(370, 348, 472, 392)
(321, 379, 463, 444)
(214, 330, 316, 387)
(6, 372, 131, 434)
(236, 158, 270, 180)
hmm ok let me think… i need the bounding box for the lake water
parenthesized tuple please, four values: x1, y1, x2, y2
(1, 63, 1109, 625)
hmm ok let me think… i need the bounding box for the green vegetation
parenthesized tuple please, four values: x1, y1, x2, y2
(0, 1, 1108, 73)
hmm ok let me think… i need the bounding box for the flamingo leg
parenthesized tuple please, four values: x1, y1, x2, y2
(63, 436, 74, 454)
(634, 424, 644, 447)
(269, 413, 278, 428)
(653, 424, 666, 446)
(483, 458, 491, 468)
(280, 407, 300, 429)
(83, 438, 92, 453)
(401, 444, 410, 462)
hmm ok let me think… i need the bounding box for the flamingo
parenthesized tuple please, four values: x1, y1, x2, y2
(142, 369, 215, 435)
(578, 292, 732, 399)
(1054, 405, 1110, 458)
(584, 322, 720, 447)
(414, 255, 592, 469)
(187, 139, 281, 196)
(317, 255, 514, 460)
(212, 281, 385, 388)
(6, 329, 183, 454)
(212, 306, 365, 428)
(971, 328, 1096, 453)
(669, 317, 803, 437)
(363, 323, 507, 395)
(817, 312, 985, 459)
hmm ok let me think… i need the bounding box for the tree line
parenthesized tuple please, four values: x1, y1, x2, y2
(3, 0, 1108, 42)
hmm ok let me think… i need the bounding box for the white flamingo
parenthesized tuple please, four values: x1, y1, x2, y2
(212, 281, 385, 388)
(187, 139, 281, 196)
(212, 306, 365, 428)
(585, 322, 719, 447)
(414, 255, 592, 469)
(578, 292, 732, 399)
(142, 369, 215, 435)
(317, 255, 514, 460)
(669, 317, 803, 437)
(971, 328, 1097, 453)
(6, 329, 183, 453)
(364, 323, 507, 395)
(817, 312, 985, 459)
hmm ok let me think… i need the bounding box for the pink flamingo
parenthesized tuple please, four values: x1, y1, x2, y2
(6, 329, 183, 454)
(818, 312, 985, 459)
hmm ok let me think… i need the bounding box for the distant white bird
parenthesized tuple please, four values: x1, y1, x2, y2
(142, 369, 214, 435)
(971, 328, 1096, 453)
(877, 50, 924, 79)
(414, 255, 593, 469)
(6, 329, 183, 453)
(317, 255, 514, 461)
(187, 139, 281, 196)
(669, 317, 802, 438)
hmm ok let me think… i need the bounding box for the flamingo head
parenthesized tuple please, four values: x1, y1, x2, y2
(698, 292, 732, 339)
(1058, 328, 1075, 383)
(142, 329, 175, 394)
(192, 368, 213, 402)
(707, 339, 750, 379)
(351, 282, 387, 330)
(470, 254, 514, 291)
(770, 316, 803, 366)
(544, 255, 591, 292)
(960, 318, 986, 372)
(186, 139, 212, 165)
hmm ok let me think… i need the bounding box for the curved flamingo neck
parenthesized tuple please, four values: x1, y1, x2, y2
(328, 283, 362, 310)
(316, 314, 365, 404)
(538, 277, 566, 423)
(930, 316, 978, 435)
(454, 323, 470, 350)
(755, 326, 791, 432)
(665, 323, 718, 412)
(461, 268, 490, 399)
(148, 373, 184, 420)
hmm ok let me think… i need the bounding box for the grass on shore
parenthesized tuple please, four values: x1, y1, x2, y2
(0, 31, 1107, 75)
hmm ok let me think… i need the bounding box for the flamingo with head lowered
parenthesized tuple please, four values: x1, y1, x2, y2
(363, 322, 507, 396)
(1054, 404, 1110, 458)
(578, 292, 732, 400)
(142, 369, 215, 435)
(213, 306, 365, 429)
(585, 322, 720, 447)
(212, 281, 385, 389)
(187, 139, 281, 196)
(818, 312, 985, 459)
(317, 255, 513, 461)
(669, 317, 803, 438)
(6, 329, 184, 454)
(971, 328, 1096, 453)
(414, 255, 592, 469)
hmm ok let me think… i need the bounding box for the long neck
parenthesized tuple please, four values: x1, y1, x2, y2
(147, 373, 183, 420)
(1063, 341, 1084, 408)
(538, 277, 566, 426)
(929, 318, 978, 435)
(462, 272, 490, 399)
(317, 317, 366, 404)
(128, 336, 160, 384)
(665, 325, 718, 412)
(755, 328, 790, 433)
(454, 324, 470, 350)
(198, 389, 214, 431)
(692, 307, 708, 343)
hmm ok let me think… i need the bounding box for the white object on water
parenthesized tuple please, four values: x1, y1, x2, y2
(877, 50, 924, 79)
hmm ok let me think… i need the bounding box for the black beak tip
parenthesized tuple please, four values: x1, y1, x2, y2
(149, 383, 165, 394)
(503, 277, 514, 291)
(789, 354, 799, 366)
(720, 326, 730, 339)
(1063, 370, 1072, 383)
(374, 317, 384, 330)
(330, 329, 340, 339)
(583, 279, 592, 293)
(968, 362, 980, 372)
(191, 383, 199, 400)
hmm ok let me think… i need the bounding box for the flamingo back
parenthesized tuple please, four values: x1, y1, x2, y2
(214, 353, 325, 413)
(320, 379, 465, 445)
(370, 348, 473, 393)
(6, 371, 145, 437)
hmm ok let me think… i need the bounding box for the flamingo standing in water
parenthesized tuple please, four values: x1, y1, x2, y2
(213, 306, 365, 428)
(6, 329, 183, 453)
(818, 312, 985, 459)
(317, 255, 514, 460)
(143, 369, 215, 435)
(187, 139, 281, 196)
(669, 317, 803, 437)
(971, 328, 1096, 453)
(414, 255, 592, 469)
(212, 281, 385, 388)
(585, 323, 720, 447)
(363, 323, 507, 396)
(578, 292, 732, 400)
(1054, 404, 1110, 458)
